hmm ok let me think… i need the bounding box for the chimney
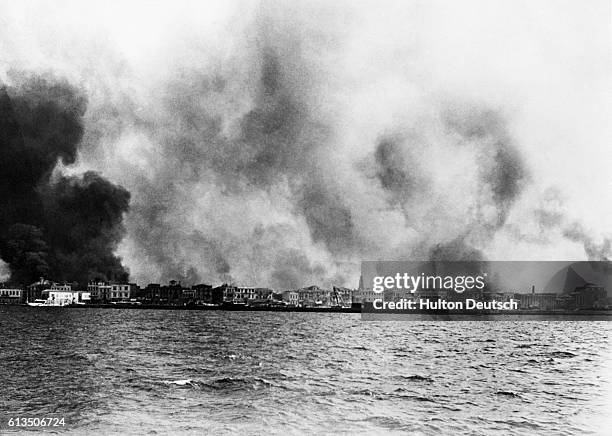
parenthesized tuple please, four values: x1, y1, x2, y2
(531, 285, 535, 294)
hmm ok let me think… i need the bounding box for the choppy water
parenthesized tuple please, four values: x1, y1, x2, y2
(1, 306, 610, 435)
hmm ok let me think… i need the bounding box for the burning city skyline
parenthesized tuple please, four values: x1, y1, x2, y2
(0, 0, 610, 288)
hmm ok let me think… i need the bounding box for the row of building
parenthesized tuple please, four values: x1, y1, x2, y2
(133, 283, 356, 308)
(511, 284, 609, 310)
(0, 277, 609, 310)
(0, 278, 357, 308)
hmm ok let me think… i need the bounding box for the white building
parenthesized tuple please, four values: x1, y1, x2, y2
(0, 288, 25, 304)
(42, 290, 90, 306)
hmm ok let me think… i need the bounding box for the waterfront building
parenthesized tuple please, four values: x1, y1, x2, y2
(142, 283, 161, 304)
(296, 285, 331, 307)
(129, 283, 141, 300)
(192, 284, 222, 305)
(88, 281, 129, 303)
(139, 281, 184, 305)
(182, 288, 196, 303)
(27, 279, 78, 302)
(160, 280, 184, 305)
(214, 284, 237, 303)
(569, 284, 607, 309)
(88, 281, 112, 302)
(246, 288, 275, 307)
(255, 288, 274, 300)
(0, 288, 25, 304)
(110, 283, 130, 301)
(227, 286, 274, 305)
(352, 288, 377, 306)
(27, 278, 54, 301)
(282, 290, 299, 306)
(42, 290, 90, 306)
(234, 286, 256, 304)
(514, 291, 558, 310)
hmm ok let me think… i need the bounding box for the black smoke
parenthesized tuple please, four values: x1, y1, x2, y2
(0, 74, 130, 287)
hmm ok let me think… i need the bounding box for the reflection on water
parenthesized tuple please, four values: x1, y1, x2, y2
(1, 307, 610, 435)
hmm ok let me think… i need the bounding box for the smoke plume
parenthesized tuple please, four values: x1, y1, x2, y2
(0, 1, 609, 289)
(0, 74, 130, 286)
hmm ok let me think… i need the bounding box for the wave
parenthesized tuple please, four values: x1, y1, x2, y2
(162, 379, 197, 387)
(161, 376, 276, 391)
(548, 351, 577, 358)
(400, 375, 434, 383)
